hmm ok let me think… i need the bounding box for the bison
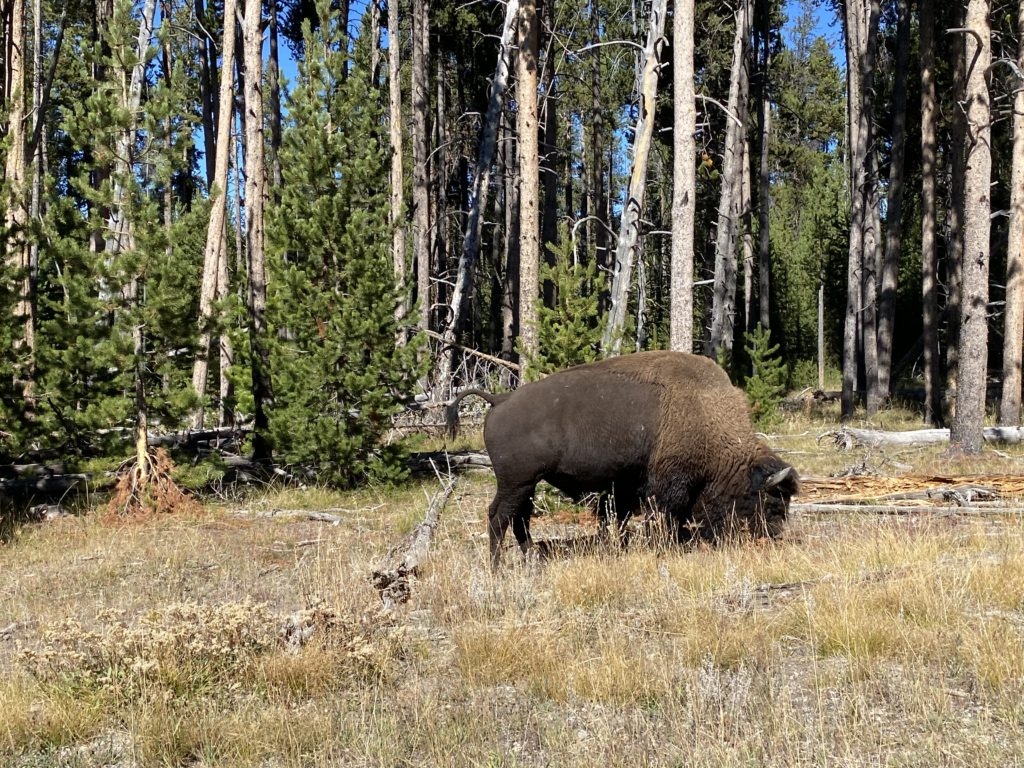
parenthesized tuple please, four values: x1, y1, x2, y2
(446, 351, 799, 568)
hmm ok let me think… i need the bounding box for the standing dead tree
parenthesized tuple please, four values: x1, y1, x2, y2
(439, 0, 519, 388)
(708, 0, 751, 360)
(601, 0, 668, 355)
(191, 0, 238, 429)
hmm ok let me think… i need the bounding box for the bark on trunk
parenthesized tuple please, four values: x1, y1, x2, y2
(3, 0, 33, 406)
(517, 0, 540, 372)
(412, 0, 431, 333)
(1000, 0, 1024, 427)
(841, 0, 880, 419)
(876, 0, 909, 399)
(828, 426, 1024, 449)
(756, 0, 771, 330)
(950, 1, 992, 454)
(947, 28, 967, 407)
(589, 0, 609, 309)
(370, 478, 456, 609)
(267, 0, 282, 195)
(600, 0, 668, 355)
(243, 0, 274, 462)
(389, 0, 408, 338)
(920, 0, 941, 425)
(107, 0, 156, 256)
(707, 0, 751, 360)
(540, 0, 559, 309)
(669, 0, 696, 353)
(440, 0, 519, 376)
(191, 0, 238, 429)
(195, 0, 218, 186)
(502, 111, 521, 361)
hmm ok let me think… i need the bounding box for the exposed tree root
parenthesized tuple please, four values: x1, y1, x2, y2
(105, 447, 201, 518)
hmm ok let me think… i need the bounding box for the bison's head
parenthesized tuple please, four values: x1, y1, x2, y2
(686, 455, 800, 542)
(745, 457, 800, 537)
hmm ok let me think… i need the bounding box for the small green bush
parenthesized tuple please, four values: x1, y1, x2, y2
(743, 323, 787, 429)
(521, 225, 607, 380)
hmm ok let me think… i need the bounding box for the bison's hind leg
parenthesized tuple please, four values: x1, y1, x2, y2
(488, 483, 536, 569)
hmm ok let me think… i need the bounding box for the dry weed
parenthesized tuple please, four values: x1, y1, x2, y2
(6, 455, 1024, 766)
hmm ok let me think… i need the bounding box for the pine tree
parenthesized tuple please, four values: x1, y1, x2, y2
(266, 2, 423, 486)
(743, 323, 787, 429)
(30, 4, 201, 457)
(522, 225, 606, 379)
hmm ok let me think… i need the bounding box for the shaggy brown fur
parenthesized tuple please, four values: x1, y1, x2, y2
(446, 351, 799, 568)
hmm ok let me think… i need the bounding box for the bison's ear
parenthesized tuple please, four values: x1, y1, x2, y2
(754, 461, 800, 498)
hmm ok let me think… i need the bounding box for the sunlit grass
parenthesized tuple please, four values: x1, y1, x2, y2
(5, 421, 1024, 765)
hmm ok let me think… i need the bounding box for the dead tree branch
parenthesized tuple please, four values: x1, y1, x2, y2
(823, 426, 1024, 450)
(370, 476, 458, 610)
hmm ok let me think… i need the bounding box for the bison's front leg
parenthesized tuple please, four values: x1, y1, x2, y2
(487, 484, 535, 569)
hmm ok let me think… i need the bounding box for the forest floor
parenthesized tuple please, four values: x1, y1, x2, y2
(3, 405, 1024, 766)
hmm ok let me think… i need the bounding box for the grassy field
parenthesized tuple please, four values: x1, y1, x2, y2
(4, 409, 1024, 766)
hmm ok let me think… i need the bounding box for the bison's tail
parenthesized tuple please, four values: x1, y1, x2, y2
(445, 388, 505, 440)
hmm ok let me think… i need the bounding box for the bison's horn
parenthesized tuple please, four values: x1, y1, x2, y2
(764, 466, 796, 490)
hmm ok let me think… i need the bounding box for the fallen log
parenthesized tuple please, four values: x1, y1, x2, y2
(0, 472, 100, 497)
(407, 450, 491, 474)
(792, 502, 1024, 517)
(824, 426, 1024, 450)
(370, 478, 457, 610)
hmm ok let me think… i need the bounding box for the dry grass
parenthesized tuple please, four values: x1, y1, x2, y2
(4, 414, 1024, 766)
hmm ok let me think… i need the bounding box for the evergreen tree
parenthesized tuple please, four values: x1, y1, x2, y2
(30, 4, 201, 457)
(523, 225, 607, 378)
(743, 323, 787, 428)
(266, 2, 422, 486)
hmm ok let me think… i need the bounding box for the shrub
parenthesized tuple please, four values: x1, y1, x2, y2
(743, 323, 787, 428)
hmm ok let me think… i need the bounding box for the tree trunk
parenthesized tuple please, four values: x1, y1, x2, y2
(389, 0, 408, 338)
(840, 0, 880, 419)
(243, 0, 273, 462)
(1000, 0, 1024, 427)
(740, 135, 754, 337)
(708, 0, 751, 361)
(876, 0, 909, 399)
(920, 0, 941, 425)
(441, 0, 518, 377)
(267, 0, 283, 195)
(669, 0, 695, 353)
(106, 0, 156, 256)
(3, 0, 33, 408)
(950, 0, 992, 454)
(756, 0, 771, 331)
(412, 0, 431, 333)
(195, 0, 218, 186)
(368, 0, 382, 83)
(191, 0, 238, 429)
(540, 0, 559, 309)
(134, 302, 149, 480)
(947, 27, 967, 410)
(589, 0, 609, 308)
(28, 0, 41, 385)
(502, 110, 521, 362)
(1, 0, 10, 108)
(218, 195, 235, 427)
(431, 56, 447, 332)
(600, 0, 668, 355)
(861, 140, 882, 414)
(517, 0, 540, 372)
